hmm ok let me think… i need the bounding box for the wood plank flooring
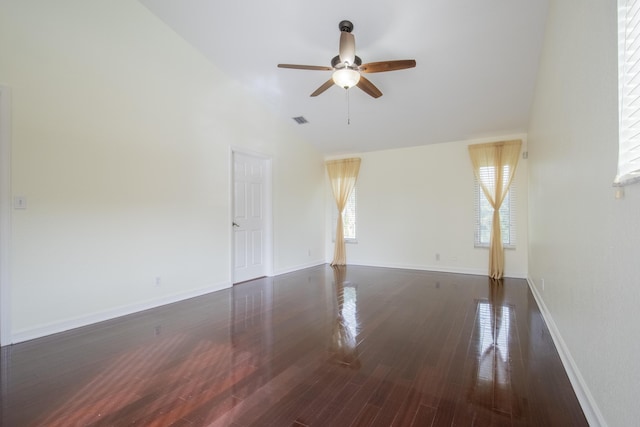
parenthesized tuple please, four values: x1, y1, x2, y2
(0, 265, 587, 426)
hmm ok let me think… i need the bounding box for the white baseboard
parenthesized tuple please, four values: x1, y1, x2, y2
(348, 261, 527, 279)
(10, 260, 329, 345)
(11, 280, 231, 344)
(272, 260, 326, 276)
(526, 276, 607, 427)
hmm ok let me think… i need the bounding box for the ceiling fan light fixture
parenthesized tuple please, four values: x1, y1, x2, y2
(332, 68, 360, 89)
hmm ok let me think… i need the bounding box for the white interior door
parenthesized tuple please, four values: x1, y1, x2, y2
(233, 152, 268, 284)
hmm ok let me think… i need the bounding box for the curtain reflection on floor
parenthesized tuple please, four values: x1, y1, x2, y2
(329, 266, 360, 369)
(467, 278, 521, 418)
(0, 266, 586, 426)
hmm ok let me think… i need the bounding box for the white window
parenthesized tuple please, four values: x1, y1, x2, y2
(617, 0, 640, 185)
(332, 186, 357, 241)
(474, 166, 516, 248)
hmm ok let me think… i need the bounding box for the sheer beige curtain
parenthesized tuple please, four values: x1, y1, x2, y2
(468, 140, 521, 279)
(326, 158, 361, 266)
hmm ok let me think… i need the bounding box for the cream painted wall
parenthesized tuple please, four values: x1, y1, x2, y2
(0, 0, 325, 341)
(326, 136, 529, 279)
(528, 1, 640, 426)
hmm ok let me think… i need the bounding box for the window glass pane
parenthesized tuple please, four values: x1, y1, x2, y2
(475, 166, 515, 247)
(332, 186, 357, 241)
(343, 187, 357, 240)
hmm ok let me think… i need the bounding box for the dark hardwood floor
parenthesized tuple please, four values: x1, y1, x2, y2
(0, 265, 587, 426)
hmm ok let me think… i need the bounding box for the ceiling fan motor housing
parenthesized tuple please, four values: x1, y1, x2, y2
(339, 20, 354, 33)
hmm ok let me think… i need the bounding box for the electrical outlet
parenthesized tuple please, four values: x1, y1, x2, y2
(435, 253, 440, 261)
(13, 196, 27, 210)
(154, 277, 161, 287)
(541, 278, 545, 291)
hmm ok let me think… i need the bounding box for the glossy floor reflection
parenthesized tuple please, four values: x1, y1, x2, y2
(0, 265, 587, 426)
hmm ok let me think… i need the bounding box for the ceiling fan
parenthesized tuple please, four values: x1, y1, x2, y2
(277, 20, 416, 98)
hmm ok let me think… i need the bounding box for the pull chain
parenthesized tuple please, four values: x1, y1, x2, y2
(346, 88, 351, 125)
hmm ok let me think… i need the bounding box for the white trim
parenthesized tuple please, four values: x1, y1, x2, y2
(273, 260, 326, 276)
(0, 86, 12, 346)
(11, 280, 231, 344)
(612, 172, 640, 187)
(526, 276, 608, 427)
(229, 147, 274, 282)
(264, 157, 273, 277)
(279, 260, 527, 280)
(617, 0, 640, 185)
(228, 147, 234, 283)
(346, 261, 528, 279)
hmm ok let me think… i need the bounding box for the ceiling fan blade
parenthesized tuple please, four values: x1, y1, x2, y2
(339, 32, 356, 65)
(360, 60, 416, 73)
(278, 64, 333, 71)
(356, 76, 383, 98)
(310, 79, 335, 97)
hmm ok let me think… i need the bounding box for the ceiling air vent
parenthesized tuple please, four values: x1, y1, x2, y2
(292, 116, 308, 124)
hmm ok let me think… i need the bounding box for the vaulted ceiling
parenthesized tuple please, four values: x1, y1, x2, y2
(139, 0, 549, 155)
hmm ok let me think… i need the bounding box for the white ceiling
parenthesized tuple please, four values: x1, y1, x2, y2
(139, 0, 549, 155)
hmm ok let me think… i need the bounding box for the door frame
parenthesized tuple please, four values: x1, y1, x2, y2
(229, 147, 273, 284)
(0, 86, 12, 346)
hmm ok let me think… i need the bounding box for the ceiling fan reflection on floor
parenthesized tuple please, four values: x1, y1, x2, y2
(277, 20, 416, 99)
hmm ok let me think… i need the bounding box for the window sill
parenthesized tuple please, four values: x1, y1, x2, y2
(613, 172, 640, 187)
(474, 244, 516, 250)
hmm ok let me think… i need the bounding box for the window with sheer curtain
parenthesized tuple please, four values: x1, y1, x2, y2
(332, 186, 357, 241)
(468, 140, 521, 279)
(326, 158, 361, 266)
(474, 166, 516, 248)
(617, 0, 640, 185)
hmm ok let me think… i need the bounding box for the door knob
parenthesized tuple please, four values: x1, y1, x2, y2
(232, 222, 240, 227)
